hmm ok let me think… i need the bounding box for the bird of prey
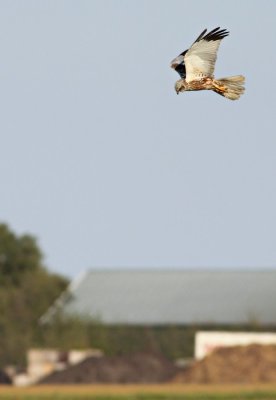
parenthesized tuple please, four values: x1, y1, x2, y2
(170, 27, 245, 100)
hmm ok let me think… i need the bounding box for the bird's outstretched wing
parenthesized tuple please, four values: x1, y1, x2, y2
(171, 27, 229, 82)
(171, 50, 187, 79)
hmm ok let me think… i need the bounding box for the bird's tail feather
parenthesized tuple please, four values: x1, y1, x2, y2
(213, 75, 245, 100)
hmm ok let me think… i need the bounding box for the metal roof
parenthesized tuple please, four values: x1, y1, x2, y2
(41, 269, 276, 325)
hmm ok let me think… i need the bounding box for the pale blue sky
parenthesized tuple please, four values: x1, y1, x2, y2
(1, 0, 276, 278)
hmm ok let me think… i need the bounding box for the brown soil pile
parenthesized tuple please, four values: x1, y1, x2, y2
(173, 344, 276, 383)
(38, 352, 177, 384)
(0, 369, 12, 384)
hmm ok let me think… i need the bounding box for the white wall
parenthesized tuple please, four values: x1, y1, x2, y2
(195, 331, 276, 359)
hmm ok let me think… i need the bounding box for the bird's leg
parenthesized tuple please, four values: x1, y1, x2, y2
(212, 80, 226, 94)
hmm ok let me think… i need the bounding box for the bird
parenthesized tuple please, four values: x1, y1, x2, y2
(170, 27, 245, 100)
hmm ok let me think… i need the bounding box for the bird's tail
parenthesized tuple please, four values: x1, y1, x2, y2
(213, 75, 245, 100)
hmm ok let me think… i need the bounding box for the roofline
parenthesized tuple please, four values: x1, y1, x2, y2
(85, 267, 276, 273)
(69, 270, 89, 291)
(39, 270, 88, 325)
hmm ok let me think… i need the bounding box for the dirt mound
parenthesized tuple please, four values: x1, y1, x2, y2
(38, 352, 177, 384)
(0, 369, 12, 384)
(173, 344, 276, 383)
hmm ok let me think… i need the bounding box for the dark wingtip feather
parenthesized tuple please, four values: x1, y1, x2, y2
(194, 28, 207, 43)
(180, 49, 188, 56)
(195, 27, 229, 43)
(171, 27, 229, 78)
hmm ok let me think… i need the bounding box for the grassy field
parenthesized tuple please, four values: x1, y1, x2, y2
(1, 384, 276, 400)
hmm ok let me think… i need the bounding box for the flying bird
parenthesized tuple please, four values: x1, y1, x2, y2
(170, 27, 245, 100)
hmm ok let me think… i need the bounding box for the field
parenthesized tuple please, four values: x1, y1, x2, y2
(1, 384, 276, 400)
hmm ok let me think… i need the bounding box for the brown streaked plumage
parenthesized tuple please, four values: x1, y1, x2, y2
(171, 27, 245, 100)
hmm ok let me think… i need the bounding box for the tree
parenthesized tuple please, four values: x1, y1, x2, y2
(0, 223, 68, 367)
(0, 223, 43, 286)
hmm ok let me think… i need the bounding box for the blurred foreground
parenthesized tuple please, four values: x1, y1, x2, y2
(2, 344, 276, 386)
(1, 383, 276, 400)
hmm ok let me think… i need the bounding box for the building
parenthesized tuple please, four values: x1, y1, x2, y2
(40, 269, 276, 326)
(195, 331, 276, 359)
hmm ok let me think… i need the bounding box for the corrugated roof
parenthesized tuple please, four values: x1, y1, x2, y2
(42, 269, 276, 325)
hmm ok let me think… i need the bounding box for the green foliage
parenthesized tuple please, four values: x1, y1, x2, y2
(0, 224, 43, 286)
(39, 319, 276, 363)
(38, 315, 92, 350)
(38, 320, 196, 360)
(0, 223, 68, 367)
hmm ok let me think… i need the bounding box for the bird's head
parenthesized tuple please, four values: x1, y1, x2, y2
(174, 80, 183, 95)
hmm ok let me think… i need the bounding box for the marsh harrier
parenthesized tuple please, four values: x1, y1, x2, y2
(171, 27, 245, 100)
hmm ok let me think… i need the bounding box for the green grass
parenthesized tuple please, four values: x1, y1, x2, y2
(1, 384, 276, 400)
(1, 392, 276, 400)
